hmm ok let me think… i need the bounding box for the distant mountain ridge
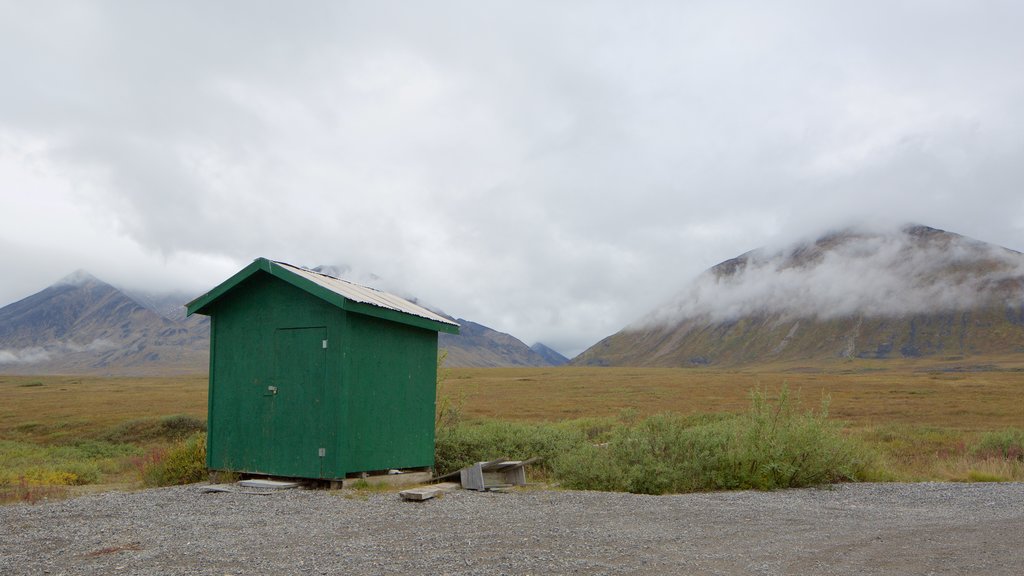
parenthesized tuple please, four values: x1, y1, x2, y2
(575, 225, 1024, 367)
(530, 342, 570, 366)
(310, 263, 565, 368)
(0, 266, 562, 374)
(438, 318, 559, 368)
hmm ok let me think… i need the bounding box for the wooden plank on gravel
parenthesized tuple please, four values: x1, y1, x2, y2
(400, 482, 460, 501)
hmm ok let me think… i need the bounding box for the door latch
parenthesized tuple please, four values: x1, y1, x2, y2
(267, 385, 278, 395)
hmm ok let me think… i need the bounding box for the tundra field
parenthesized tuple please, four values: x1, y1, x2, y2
(1, 362, 1023, 502)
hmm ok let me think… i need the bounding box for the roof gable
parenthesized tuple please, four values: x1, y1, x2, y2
(186, 258, 459, 334)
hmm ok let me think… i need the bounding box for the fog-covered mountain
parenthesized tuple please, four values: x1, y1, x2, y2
(575, 225, 1024, 367)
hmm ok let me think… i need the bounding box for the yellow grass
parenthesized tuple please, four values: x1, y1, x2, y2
(440, 366, 1024, 431)
(1, 363, 1022, 497)
(0, 375, 207, 443)
(3, 366, 1020, 438)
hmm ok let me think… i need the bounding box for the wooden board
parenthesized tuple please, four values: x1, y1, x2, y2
(399, 482, 460, 501)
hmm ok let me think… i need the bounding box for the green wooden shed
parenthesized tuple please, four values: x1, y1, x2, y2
(185, 258, 459, 481)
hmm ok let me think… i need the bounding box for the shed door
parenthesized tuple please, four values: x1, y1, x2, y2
(269, 327, 327, 478)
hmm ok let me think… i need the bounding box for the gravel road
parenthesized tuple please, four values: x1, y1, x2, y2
(2, 482, 1022, 575)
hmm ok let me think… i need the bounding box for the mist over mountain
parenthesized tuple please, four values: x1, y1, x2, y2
(0, 271, 208, 374)
(576, 225, 1024, 367)
(0, 265, 559, 373)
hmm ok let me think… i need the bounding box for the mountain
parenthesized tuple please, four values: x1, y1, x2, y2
(307, 263, 564, 368)
(0, 266, 560, 373)
(439, 318, 559, 367)
(575, 225, 1024, 367)
(530, 342, 570, 366)
(0, 271, 208, 375)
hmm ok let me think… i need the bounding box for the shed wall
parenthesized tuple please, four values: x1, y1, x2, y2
(342, 312, 438, 472)
(206, 273, 345, 477)
(205, 270, 439, 479)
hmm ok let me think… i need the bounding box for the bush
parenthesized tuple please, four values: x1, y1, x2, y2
(140, 432, 207, 487)
(553, 388, 877, 494)
(434, 388, 876, 494)
(973, 428, 1024, 461)
(434, 420, 588, 477)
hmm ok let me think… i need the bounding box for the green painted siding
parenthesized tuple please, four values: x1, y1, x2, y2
(203, 270, 439, 480)
(343, 313, 438, 472)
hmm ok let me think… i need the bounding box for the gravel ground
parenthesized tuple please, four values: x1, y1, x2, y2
(2, 482, 1022, 575)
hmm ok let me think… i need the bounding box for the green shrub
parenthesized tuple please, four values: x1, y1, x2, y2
(553, 388, 877, 494)
(434, 420, 587, 477)
(140, 432, 207, 487)
(63, 461, 103, 485)
(434, 388, 876, 494)
(973, 428, 1024, 461)
(159, 415, 208, 438)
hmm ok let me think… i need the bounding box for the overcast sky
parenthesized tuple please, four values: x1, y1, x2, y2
(2, 1, 1023, 356)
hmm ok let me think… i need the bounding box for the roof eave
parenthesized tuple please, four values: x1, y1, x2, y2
(266, 263, 459, 333)
(185, 258, 273, 317)
(186, 258, 460, 334)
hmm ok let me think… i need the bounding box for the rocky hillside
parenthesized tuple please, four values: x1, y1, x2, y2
(0, 271, 208, 374)
(575, 225, 1024, 367)
(530, 342, 570, 366)
(439, 318, 560, 368)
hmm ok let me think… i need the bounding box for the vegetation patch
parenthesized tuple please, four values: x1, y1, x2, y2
(138, 432, 207, 487)
(552, 388, 878, 494)
(972, 429, 1024, 461)
(0, 478, 69, 504)
(436, 388, 881, 494)
(1, 370, 1021, 503)
(102, 414, 206, 444)
(435, 419, 587, 478)
(0, 440, 138, 487)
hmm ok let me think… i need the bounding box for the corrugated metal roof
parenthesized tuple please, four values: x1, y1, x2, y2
(271, 260, 458, 327)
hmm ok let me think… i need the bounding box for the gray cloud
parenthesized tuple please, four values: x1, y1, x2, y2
(2, 1, 1024, 356)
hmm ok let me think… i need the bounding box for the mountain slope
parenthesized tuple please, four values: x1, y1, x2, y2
(575, 225, 1024, 367)
(0, 272, 208, 374)
(439, 318, 557, 367)
(530, 342, 570, 366)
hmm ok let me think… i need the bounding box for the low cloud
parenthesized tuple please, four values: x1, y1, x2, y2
(0, 347, 50, 364)
(0, 339, 117, 365)
(642, 225, 1024, 327)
